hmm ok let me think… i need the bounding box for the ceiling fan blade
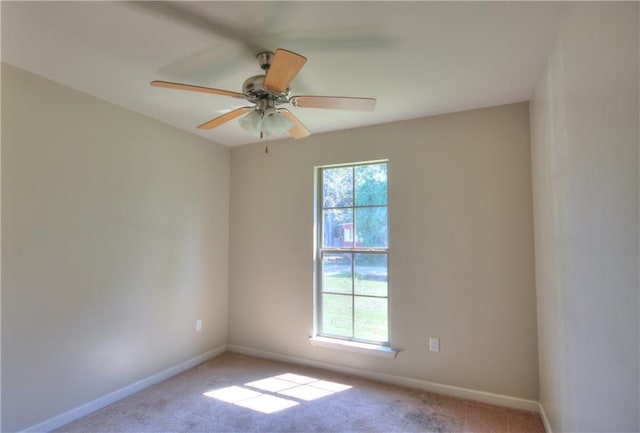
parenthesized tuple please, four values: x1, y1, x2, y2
(290, 95, 376, 111)
(127, 2, 265, 56)
(278, 109, 311, 139)
(197, 107, 253, 129)
(151, 80, 245, 99)
(264, 49, 307, 93)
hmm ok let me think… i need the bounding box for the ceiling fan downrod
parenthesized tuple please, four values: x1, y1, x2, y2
(256, 51, 274, 71)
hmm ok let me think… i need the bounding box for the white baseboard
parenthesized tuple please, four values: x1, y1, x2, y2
(228, 344, 540, 413)
(23, 345, 228, 433)
(539, 403, 553, 433)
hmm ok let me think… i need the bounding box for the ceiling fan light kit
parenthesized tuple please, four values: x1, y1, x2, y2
(237, 100, 293, 140)
(151, 48, 376, 141)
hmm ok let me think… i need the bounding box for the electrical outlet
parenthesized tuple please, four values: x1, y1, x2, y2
(429, 337, 439, 352)
(195, 319, 202, 332)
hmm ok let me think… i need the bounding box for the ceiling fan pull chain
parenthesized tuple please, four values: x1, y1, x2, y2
(259, 109, 266, 143)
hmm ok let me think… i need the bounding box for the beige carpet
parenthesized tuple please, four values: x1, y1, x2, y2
(54, 352, 545, 433)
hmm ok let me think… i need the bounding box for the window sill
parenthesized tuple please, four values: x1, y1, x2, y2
(309, 336, 398, 359)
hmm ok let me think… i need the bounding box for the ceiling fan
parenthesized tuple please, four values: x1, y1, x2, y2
(151, 49, 376, 140)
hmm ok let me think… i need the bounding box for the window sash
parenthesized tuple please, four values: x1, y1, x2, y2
(316, 162, 389, 345)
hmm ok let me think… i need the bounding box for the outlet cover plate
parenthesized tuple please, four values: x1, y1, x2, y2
(429, 337, 439, 352)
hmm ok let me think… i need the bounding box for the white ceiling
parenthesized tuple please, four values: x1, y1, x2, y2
(1, 1, 565, 147)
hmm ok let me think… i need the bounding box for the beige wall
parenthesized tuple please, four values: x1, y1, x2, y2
(229, 102, 539, 400)
(5, 4, 639, 429)
(1, 63, 230, 432)
(530, 3, 639, 431)
(1, 63, 539, 430)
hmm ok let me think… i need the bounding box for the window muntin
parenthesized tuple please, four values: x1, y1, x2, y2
(317, 161, 389, 345)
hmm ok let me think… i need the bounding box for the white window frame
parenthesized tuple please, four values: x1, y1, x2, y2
(314, 160, 390, 347)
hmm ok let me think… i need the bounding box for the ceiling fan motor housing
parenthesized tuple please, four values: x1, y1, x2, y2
(242, 74, 289, 104)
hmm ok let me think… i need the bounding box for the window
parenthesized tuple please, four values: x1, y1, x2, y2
(316, 161, 389, 345)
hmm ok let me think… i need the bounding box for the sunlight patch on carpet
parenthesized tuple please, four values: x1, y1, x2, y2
(245, 377, 298, 393)
(204, 386, 261, 403)
(203, 373, 352, 414)
(278, 384, 334, 401)
(234, 394, 299, 414)
(204, 385, 298, 414)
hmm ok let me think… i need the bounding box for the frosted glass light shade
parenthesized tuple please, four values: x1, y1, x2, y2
(262, 111, 293, 139)
(239, 108, 293, 139)
(238, 109, 262, 137)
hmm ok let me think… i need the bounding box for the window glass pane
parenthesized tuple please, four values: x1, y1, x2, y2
(322, 167, 353, 208)
(354, 297, 388, 342)
(322, 253, 352, 294)
(354, 254, 387, 297)
(355, 164, 387, 206)
(322, 294, 353, 338)
(355, 207, 388, 248)
(318, 161, 389, 345)
(323, 209, 353, 248)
